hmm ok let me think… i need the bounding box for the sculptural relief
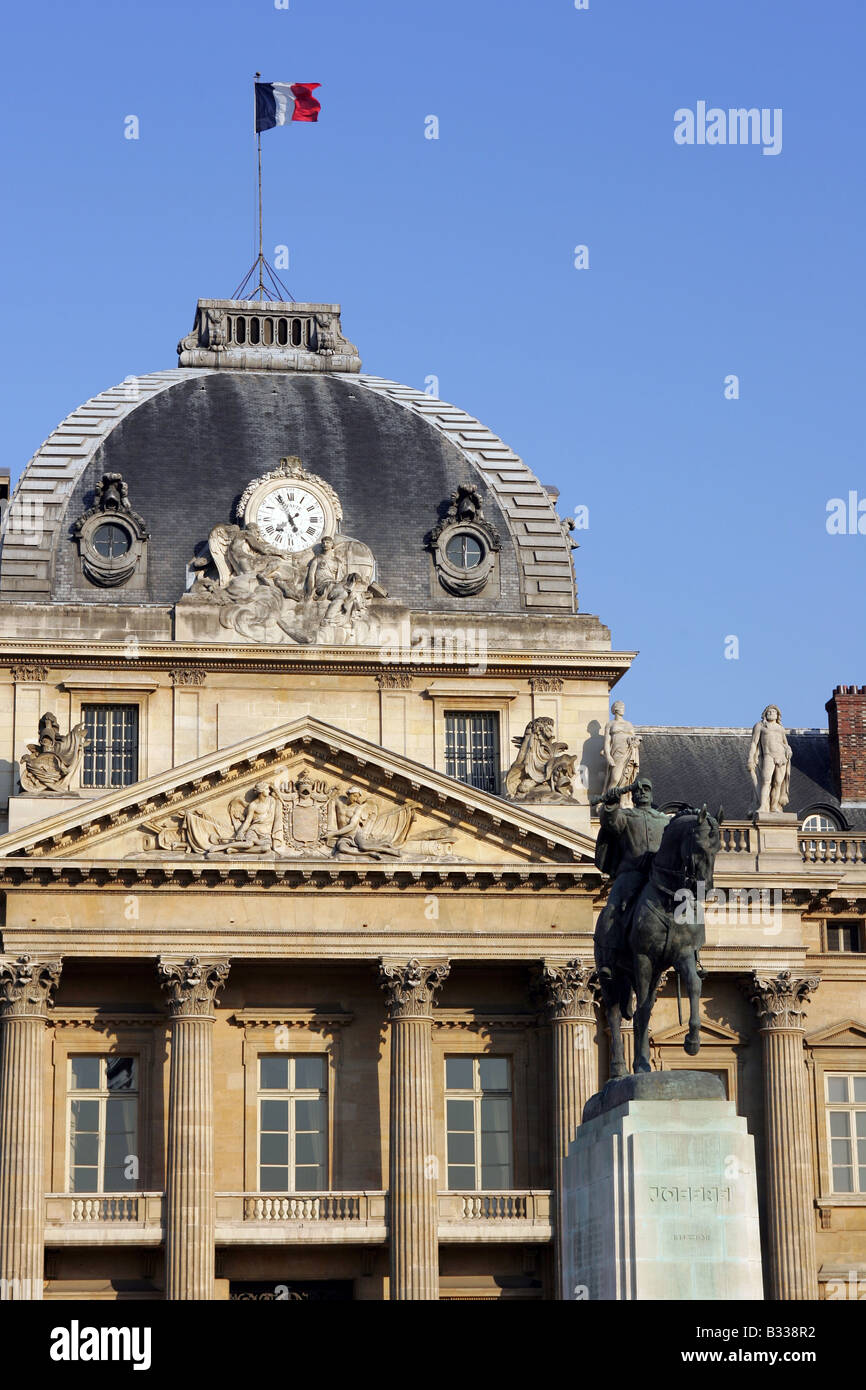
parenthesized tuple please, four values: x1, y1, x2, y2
(747, 704, 792, 814)
(602, 700, 641, 805)
(183, 457, 387, 646)
(141, 769, 463, 862)
(19, 712, 88, 793)
(505, 718, 579, 802)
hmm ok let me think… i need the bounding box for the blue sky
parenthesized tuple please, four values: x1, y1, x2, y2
(1, 0, 863, 727)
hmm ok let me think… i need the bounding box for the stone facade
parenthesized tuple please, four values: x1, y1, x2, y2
(0, 300, 863, 1300)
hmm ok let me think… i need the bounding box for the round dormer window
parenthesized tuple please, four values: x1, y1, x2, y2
(445, 532, 483, 569)
(93, 523, 132, 559)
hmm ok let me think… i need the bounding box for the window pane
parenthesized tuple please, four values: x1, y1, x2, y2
(829, 1111, 851, 1138)
(260, 1100, 289, 1132)
(72, 1132, 100, 1167)
(106, 1098, 136, 1135)
(447, 1132, 476, 1165)
(856, 1113, 866, 1138)
(481, 1163, 511, 1189)
(447, 1166, 475, 1190)
(481, 1129, 511, 1168)
(71, 1057, 101, 1090)
(444, 712, 499, 794)
(294, 1056, 326, 1090)
(833, 1167, 854, 1193)
(479, 1058, 509, 1092)
(827, 1077, 849, 1103)
(294, 1098, 325, 1132)
(106, 1057, 136, 1092)
(260, 1132, 289, 1165)
(831, 1138, 852, 1165)
(446, 1099, 475, 1131)
(82, 704, 138, 789)
(295, 1131, 326, 1166)
(260, 1056, 289, 1090)
(71, 1098, 100, 1132)
(481, 1096, 511, 1131)
(295, 1166, 324, 1192)
(72, 1168, 100, 1193)
(260, 1166, 289, 1191)
(853, 1076, 866, 1103)
(445, 1058, 474, 1091)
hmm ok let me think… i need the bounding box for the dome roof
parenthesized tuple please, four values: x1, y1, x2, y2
(1, 309, 577, 615)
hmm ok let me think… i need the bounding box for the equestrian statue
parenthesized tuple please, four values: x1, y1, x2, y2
(592, 778, 723, 1078)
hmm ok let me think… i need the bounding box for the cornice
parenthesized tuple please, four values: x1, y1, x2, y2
(230, 1007, 354, 1031)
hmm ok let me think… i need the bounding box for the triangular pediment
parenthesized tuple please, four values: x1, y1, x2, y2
(651, 1018, 744, 1046)
(805, 1019, 866, 1048)
(0, 716, 598, 873)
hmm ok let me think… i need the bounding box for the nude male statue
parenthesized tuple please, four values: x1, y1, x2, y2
(747, 704, 792, 813)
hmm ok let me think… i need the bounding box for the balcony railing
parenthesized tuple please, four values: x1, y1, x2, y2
(718, 823, 752, 854)
(44, 1193, 163, 1244)
(799, 834, 866, 865)
(44, 1189, 553, 1245)
(438, 1190, 552, 1241)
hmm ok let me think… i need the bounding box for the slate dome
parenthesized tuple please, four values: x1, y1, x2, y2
(0, 301, 578, 614)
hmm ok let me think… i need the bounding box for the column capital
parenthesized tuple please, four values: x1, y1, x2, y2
(158, 956, 230, 1018)
(378, 958, 450, 1020)
(535, 958, 598, 1022)
(0, 955, 62, 1019)
(743, 970, 820, 1029)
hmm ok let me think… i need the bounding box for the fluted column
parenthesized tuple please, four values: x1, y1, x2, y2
(159, 956, 230, 1301)
(745, 970, 820, 1300)
(536, 959, 599, 1299)
(0, 955, 62, 1300)
(378, 957, 450, 1301)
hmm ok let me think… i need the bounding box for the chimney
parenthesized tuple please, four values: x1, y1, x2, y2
(826, 686, 866, 802)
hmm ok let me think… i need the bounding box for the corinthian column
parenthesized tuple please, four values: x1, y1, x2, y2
(536, 959, 599, 1299)
(745, 970, 820, 1300)
(159, 956, 230, 1301)
(0, 955, 62, 1300)
(378, 958, 450, 1301)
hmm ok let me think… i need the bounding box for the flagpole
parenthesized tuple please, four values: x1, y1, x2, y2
(254, 72, 265, 300)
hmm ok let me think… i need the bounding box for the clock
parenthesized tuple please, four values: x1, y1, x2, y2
(238, 458, 342, 554)
(253, 483, 327, 553)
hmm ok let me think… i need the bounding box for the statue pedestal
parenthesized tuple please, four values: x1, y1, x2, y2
(561, 1073, 763, 1301)
(752, 811, 801, 872)
(8, 793, 84, 833)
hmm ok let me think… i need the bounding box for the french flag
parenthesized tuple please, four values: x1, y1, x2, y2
(255, 82, 321, 131)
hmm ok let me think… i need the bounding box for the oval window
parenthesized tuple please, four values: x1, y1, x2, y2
(445, 533, 483, 569)
(92, 523, 131, 559)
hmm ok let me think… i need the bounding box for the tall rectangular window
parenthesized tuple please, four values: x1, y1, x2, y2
(826, 1073, 866, 1193)
(68, 1056, 138, 1193)
(444, 712, 499, 794)
(445, 1056, 512, 1190)
(82, 704, 139, 788)
(826, 922, 864, 953)
(258, 1055, 328, 1192)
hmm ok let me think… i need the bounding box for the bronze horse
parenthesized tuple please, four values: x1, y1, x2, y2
(597, 805, 723, 1077)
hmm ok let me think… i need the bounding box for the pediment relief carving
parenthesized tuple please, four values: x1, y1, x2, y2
(137, 764, 470, 863)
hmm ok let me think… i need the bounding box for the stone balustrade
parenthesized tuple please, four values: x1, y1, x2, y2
(438, 1190, 552, 1242)
(799, 833, 866, 865)
(44, 1193, 163, 1244)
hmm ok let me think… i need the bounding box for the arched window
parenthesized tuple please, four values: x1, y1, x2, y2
(802, 813, 838, 833)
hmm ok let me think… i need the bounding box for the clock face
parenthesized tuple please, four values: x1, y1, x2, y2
(254, 485, 327, 553)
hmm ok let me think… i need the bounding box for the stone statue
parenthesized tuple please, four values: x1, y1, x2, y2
(19, 712, 88, 793)
(191, 525, 382, 647)
(602, 700, 641, 802)
(326, 786, 412, 859)
(747, 704, 792, 813)
(505, 717, 578, 802)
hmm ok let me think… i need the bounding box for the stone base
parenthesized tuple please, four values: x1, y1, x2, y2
(752, 811, 801, 872)
(8, 793, 84, 832)
(563, 1074, 763, 1300)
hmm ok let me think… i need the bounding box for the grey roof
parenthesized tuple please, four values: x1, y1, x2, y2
(638, 728, 866, 830)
